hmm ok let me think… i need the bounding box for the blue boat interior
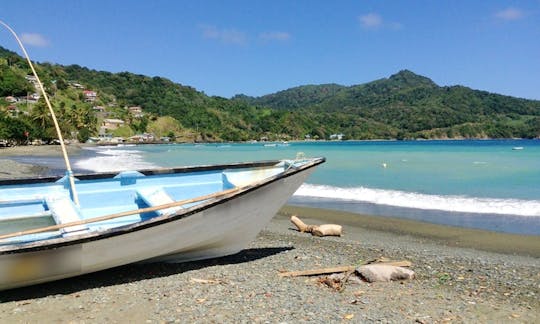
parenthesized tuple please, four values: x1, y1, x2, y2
(0, 164, 287, 245)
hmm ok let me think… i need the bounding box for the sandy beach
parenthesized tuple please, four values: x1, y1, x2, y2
(0, 145, 84, 179)
(0, 145, 539, 322)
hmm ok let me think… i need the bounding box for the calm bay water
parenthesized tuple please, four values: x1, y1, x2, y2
(73, 140, 540, 235)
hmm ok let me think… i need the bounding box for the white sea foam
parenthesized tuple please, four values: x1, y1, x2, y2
(76, 147, 158, 172)
(294, 184, 540, 217)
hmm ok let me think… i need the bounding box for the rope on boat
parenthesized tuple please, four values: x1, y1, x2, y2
(284, 152, 308, 172)
(0, 20, 80, 206)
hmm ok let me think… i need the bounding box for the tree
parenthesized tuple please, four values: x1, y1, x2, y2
(30, 98, 56, 141)
(0, 66, 33, 96)
(0, 114, 34, 144)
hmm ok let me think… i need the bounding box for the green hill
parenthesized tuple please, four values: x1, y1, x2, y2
(235, 70, 540, 139)
(1, 45, 539, 142)
(232, 83, 346, 110)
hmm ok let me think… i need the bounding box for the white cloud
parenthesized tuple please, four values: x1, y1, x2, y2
(20, 33, 50, 47)
(358, 13, 401, 30)
(199, 25, 246, 45)
(494, 7, 525, 21)
(359, 13, 383, 28)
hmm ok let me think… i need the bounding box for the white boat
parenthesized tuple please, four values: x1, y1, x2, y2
(0, 158, 324, 290)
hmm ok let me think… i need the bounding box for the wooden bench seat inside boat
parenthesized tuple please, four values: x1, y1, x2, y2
(137, 187, 182, 216)
(45, 196, 88, 235)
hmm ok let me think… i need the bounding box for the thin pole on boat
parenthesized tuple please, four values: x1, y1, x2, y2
(0, 20, 80, 206)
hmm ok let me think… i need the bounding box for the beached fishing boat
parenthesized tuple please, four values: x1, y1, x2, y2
(0, 157, 324, 290)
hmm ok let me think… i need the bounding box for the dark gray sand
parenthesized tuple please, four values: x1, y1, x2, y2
(0, 159, 48, 179)
(0, 206, 538, 323)
(0, 145, 83, 157)
(0, 145, 84, 179)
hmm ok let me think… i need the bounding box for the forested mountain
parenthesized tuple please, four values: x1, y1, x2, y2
(232, 84, 346, 110)
(1, 45, 539, 142)
(235, 70, 540, 139)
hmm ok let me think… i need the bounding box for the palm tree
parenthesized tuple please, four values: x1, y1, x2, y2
(30, 98, 55, 140)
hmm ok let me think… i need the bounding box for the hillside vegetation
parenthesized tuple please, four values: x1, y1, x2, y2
(1, 45, 539, 143)
(235, 70, 540, 139)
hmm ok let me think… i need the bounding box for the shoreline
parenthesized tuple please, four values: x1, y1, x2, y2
(280, 205, 540, 258)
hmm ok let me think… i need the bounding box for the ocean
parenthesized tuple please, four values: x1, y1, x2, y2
(24, 140, 540, 235)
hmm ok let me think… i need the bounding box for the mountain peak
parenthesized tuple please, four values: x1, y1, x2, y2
(388, 70, 437, 88)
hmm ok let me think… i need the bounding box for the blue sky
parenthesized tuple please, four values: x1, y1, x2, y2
(1, 1, 539, 99)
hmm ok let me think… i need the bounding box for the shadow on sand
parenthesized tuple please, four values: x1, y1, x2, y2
(1, 246, 293, 302)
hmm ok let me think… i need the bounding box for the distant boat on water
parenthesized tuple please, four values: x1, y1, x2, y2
(512, 146, 524, 150)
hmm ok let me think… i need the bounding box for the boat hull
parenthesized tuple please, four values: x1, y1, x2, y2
(0, 160, 318, 291)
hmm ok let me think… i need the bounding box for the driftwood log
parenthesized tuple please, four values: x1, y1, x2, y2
(356, 264, 415, 282)
(290, 215, 342, 236)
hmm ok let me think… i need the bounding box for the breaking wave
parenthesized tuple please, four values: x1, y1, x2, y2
(75, 146, 158, 172)
(294, 184, 540, 217)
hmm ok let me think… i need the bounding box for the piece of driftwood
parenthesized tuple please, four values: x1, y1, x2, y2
(278, 258, 413, 278)
(366, 257, 413, 268)
(290, 215, 342, 236)
(356, 264, 415, 282)
(278, 265, 355, 277)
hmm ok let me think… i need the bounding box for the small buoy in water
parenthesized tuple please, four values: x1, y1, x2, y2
(382, 163, 387, 168)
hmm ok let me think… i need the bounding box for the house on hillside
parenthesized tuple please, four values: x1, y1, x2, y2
(25, 75, 38, 87)
(129, 133, 154, 142)
(128, 106, 144, 118)
(25, 75, 42, 93)
(329, 133, 344, 140)
(5, 96, 17, 103)
(102, 118, 125, 130)
(83, 90, 97, 102)
(27, 93, 40, 102)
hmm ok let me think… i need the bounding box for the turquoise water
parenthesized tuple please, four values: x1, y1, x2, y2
(75, 140, 540, 234)
(116, 140, 540, 199)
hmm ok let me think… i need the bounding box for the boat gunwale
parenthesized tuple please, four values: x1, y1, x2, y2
(0, 159, 281, 186)
(0, 157, 325, 255)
